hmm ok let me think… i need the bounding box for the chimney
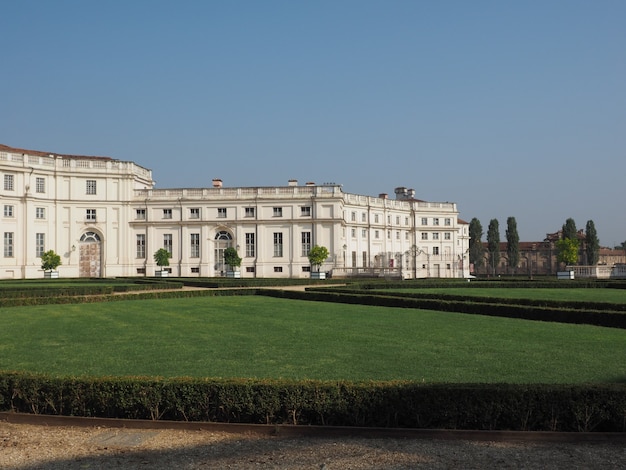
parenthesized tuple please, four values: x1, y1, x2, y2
(407, 188, 415, 198)
(305, 182, 315, 186)
(212, 178, 223, 188)
(379, 193, 388, 199)
(288, 179, 298, 186)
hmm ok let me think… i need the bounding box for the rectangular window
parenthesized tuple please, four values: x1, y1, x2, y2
(191, 267, 199, 273)
(136, 209, 146, 220)
(245, 207, 255, 217)
(362, 229, 367, 238)
(433, 247, 439, 255)
(274, 266, 283, 272)
(301, 231, 311, 257)
(86, 180, 97, 195)
(273, 207, 283, 217)
(301, 206, 311, 217)
(163, 234, 173, 256)
(374, 214, 379, 223)
(396, 231, 400, 239)
(387, 230, 391, 239)
(217, 208, 227, 218)
(4, 174, 14, 191)
(421, 218, 428, 225)
(422, 233, 428, 240)
(36, 177, 45, 193)
(36, 207, 45, 219)
(189, 208, 200, 219)
(4, 232, 13, 257)
(433, 218, 440, 226)
(375, 230, 379, 239)
(190, 233, 200, 258)
(362, 213, 367, 222)
(405, 217, 409, 226)
(86, 209, 97, 221)
(387, 215, 391, 224)
(405, 232, 409, 240)
(163, 209, 172, 219)
(351, 211, 356, 222)
(273, 232, 283, 257)
(3, 205, 13, 217)
(433, 233, 440, 240)
(445, 232, 451, 240)
(302, 266, 311, 272)
(246, 266, 255, 273)
(136, 234, 146, 258)
(36, 233, 45, 257)
(351, 228, 356, 238)
(396, 216, 400, 225)
(445, 218, 451, 226)
(245, 233, 255, 257)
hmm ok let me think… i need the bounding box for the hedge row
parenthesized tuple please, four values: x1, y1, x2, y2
(1, 372, 624, 431)
(352, 279, 626, 290)
(262, 289, 626, 329)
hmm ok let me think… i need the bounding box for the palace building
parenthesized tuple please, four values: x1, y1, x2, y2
(1, 144, 470, 279)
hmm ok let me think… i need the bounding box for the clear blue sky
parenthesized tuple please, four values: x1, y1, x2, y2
(3, 0, 625, 246)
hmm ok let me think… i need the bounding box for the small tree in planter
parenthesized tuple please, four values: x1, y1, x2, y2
(308, 245, 329, 279)
(41, 250, 61, 278)
(223, 246, 242, 278)
(153, 248, 171, 277)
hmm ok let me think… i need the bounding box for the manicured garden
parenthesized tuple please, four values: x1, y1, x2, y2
(1, 295, 624, 383)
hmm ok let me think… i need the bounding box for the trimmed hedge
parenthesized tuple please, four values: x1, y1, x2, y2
(261, 289, 626, 329)
(0, 372, 624, 431)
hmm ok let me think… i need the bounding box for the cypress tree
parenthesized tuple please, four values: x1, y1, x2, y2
(506, 217, 520, 274)
(585, 220, 600, 265)
(487, 219, 500, 276)
(469, 218, 484, 269)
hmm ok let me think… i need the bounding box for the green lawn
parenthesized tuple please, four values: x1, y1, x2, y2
(1, 296, 624, 383)
(385, 287, 626, 303)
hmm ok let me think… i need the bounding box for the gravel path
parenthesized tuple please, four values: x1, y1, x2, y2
(2, 422, 625, 469)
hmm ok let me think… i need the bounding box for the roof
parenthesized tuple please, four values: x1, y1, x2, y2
(0, 143, 115, 161)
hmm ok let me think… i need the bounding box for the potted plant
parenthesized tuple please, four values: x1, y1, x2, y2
(308, 245, 329, 279)
(153, 248, 171, 277)
(41, 250, 61, 278)
(223, 246, 242, 278)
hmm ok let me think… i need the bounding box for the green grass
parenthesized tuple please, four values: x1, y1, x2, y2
(1, 296, 624, 383)
(384, 287, 626, 303)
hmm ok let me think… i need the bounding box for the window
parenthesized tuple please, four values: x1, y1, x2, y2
(217, 208, 227, 218)
(421, 218, 428, 225)
(246, 266, 255, 273)
(86, 180, 97, 195)
(163, 234, 173, 256)
(433, 218, 440, 226)
(422, 233, 428, 240)
(3, 205, 13, 217)
(163, 209, 172, 219)
(362, 213, 367, 222)
(433, 247, 439, 255)
(351, 211, 356, 222)
(4, 174, 14, 191)
(351, 228, 356, 238)
(245, 207, 255, 217)
(396, 216, 400, 225)
(445, 233, 451, 240)
(36, 233, 45, 257)
(190, 233, 200, 258)
(405, 217, 409, 226)
(274, 266, 283, 272)
(245, 233, 255, 257)
(191, 267, 199, 273)
(136, 209, 146, 220)
(273, 207, 283, 217)
(273, 232, 283, 257)
(36, 207, 45, 219)
(190, 208, 200, 219)
(433, 233, 440, 240)
(405, 232, 409, 240)
(86, 209, 97, 221)
(387, 230, 391, 239)
(362, 229, 367, 238)
(396, 231, 400, 240)
(301, 231, 311, 257)
(387, 215, 391, 224)
(136, 234, 146, 258)
(445, 218, 451, 226)
(302, 266, 311, 272)
(36, 177, 45, 193)
(301, 206, 311, 217)
(4, 232, 13, 257)
(375, 230, 380, 239)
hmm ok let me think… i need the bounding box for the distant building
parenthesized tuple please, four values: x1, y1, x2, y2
(1, 144, 470, 279)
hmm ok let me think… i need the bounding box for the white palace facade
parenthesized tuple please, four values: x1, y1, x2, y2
(1, 144, 470, 280)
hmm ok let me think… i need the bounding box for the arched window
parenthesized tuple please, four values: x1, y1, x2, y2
(214, 231, 233, 272)
(80, 232, 101, 243)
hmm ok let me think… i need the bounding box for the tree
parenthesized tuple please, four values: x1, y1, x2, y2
(556, 238, 579, 266)
(469, 218, 484, 269)
(40, 250, 61, 272)
(223, 246, 242, 271)
(585, 220, 600, 265)
(562, 218, 578, 240)
(487, 219, 500, 276)
(505, 216, 520, 274)
(308, 245, 329, 272)
(153, 248, 171, 268)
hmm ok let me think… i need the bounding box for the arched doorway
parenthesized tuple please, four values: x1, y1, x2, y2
(214, 230, 233, 275)
(79, 231, 102, 277)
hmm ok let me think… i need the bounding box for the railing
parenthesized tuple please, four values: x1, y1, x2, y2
(569, 265, 626, 279)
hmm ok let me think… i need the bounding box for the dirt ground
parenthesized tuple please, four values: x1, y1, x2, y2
(1, 421, 625, 469)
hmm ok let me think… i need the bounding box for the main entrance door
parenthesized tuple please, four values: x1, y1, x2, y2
(79, 231, 102, 277)
(214, 230, 233, 275)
